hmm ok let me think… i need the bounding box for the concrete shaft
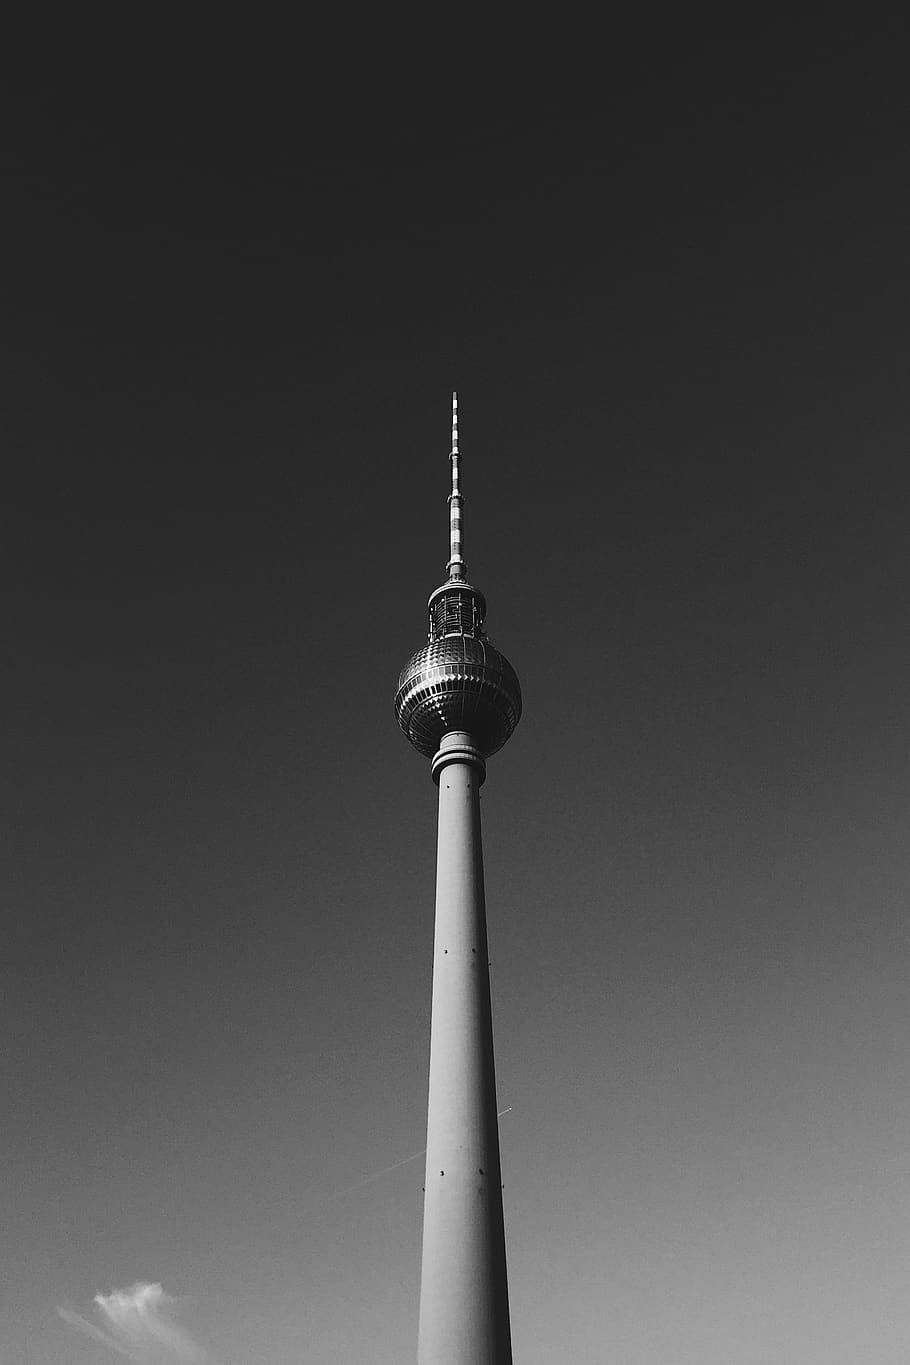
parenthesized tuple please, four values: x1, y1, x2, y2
(417, 733, 512, 1365)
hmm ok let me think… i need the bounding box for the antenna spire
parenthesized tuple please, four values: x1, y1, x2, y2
(447, 391, 465, 581)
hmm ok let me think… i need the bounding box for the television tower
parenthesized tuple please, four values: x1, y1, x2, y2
(395, 394, 521, 1365)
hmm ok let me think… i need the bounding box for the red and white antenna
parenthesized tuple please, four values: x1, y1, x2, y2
(446, 391, 465, 581)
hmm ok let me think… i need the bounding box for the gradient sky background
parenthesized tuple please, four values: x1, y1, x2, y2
(5, 18, 910, 1365)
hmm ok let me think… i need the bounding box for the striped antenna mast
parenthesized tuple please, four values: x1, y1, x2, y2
(447, 391, 466, 581)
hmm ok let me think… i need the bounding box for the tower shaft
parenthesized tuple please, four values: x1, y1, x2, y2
(418, 732, 512, 1365)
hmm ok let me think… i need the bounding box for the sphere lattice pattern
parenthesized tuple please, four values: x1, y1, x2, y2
(395, 634, 522, 758)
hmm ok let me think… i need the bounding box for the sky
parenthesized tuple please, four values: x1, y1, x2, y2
(4, 18, 910, 1365)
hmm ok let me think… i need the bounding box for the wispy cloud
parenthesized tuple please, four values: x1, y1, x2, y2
(58, 1282, 210, 1362)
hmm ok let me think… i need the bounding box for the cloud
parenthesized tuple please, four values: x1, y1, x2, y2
(58, 1282, 209, 1363)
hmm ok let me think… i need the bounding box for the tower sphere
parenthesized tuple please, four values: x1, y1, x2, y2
(395, 589, 522, 759)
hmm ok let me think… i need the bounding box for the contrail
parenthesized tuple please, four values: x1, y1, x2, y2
(328, 1148, 428, 1200)
(328, 1107, 513, 1202)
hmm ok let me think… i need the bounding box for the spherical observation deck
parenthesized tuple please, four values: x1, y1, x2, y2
(395, 581, 522, 759)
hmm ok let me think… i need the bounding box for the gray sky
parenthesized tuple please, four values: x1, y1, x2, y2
(5, 18, 910, 1364)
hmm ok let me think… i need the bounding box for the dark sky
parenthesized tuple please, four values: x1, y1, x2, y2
(5, 21, 910, 1364)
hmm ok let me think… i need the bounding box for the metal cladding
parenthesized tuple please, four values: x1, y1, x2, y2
(396, 631, 521, 759)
